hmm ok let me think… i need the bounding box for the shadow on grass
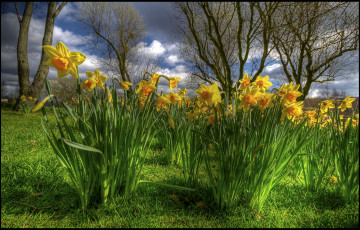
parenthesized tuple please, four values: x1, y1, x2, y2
(267, 181, 347, 211)
(1, 158, 79, 219)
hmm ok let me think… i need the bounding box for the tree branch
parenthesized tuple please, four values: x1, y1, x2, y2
(53, 2, 68, 18)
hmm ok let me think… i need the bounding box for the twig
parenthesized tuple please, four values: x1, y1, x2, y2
(22, 208, 36, 228)
(250, 206, 268, 220)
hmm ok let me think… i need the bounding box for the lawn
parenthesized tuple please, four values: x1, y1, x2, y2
(1, 106, 359, 228)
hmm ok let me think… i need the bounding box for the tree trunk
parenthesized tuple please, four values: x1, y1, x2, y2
(28, 2, 57, 100)
(14, 2, 33, 111)
(14, 2, 67, 111)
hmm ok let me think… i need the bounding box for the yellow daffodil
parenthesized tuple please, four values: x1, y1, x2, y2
(135, 80, 157, 98)
(120, 81, 132, 91)
(282, 82, 302, 105)
(151, 74, 161, 85)
(115, 78, 132, 91)
(156, 94, 171, 111)
(355, 114, 359, 120)
(329, 175, 338, 183)
(168, 92, 181, 104)
(304, 109, 317, 125)
(277, 83, 288, 97)
(178, 88, 188, 97)
(257, 92, 276, 113)
(205, 114, 216, 126)
(185, 111, 199, 122)
(42, 41, 86, 79)
(20, 95, 26, 102)
(168, 114, 175, 129)
(319, 99, 335, 113)
(184, 97, 191, 106)
(281, 101, 303, 121)
(318, 111, 328, 122)
(86, 69, 107, 89)
(252, 75, 272, 90)
(31, 94, 54, 112)
(169, 77, 181, 91)
(239, 86, 260, 111)
(106, 86, 112, 103)
(238, 73, 252, 90)
(81, 77, 97, 91)
(195, 82, 222, 107)
(338, 95, 355, 112)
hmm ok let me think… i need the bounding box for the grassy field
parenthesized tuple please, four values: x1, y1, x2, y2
(1, 106, 359, 228)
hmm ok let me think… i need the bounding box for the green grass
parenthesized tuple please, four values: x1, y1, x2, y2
(1, 107, 359, 228)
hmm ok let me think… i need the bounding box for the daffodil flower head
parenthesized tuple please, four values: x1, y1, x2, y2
(168, 92, 181, 104)
(277, 83, 288, 97)
(281, 82, 302, 105)
(169, 77, 181, 91)
(42, 41, 86, 79)
(195, 82, 222, 107)
(238, 73, 252, 90)
(81, 77, 97, 91)
(151, 74, 161, 85)
(252, 75, 272, 90)
(85, 69, 108, 90)
(239, 86, 260, 111)
(20, 95, 27, 102)
(281, 101, 304, 121)
(338, 95, 355, 112)
(205, 114, 216, 126)
(185, 110, 199, 122)
(120, 81, 132, 91)
(257, 92, 276, 113)
(319, 99, 335, 113)
(178, 88, 188, 97)
(135, 80, 157, 98)
(155, 94, 170, 111)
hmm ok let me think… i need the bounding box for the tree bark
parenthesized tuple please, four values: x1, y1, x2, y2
(14, 2, 67, 111)
(14, 2, 33, 111)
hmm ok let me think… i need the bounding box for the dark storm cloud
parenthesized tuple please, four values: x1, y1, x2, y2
(132, 2, 179, 43)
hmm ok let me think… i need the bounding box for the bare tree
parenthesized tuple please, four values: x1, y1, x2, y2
(271, 2, 359, 100)
(319, 82, 330, 99)
(1, 80, 8, 98)
(78, 2, 150, 87)
(14, 2, 67, 110)
(172, 2, 279, 97)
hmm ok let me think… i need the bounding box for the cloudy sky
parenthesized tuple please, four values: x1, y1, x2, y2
(1, 2, 359, 98)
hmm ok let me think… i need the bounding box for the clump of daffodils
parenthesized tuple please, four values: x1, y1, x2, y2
(19, 95, 37, 116)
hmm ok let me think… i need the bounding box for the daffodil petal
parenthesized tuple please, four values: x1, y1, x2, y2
(94, 69, 100, 77)
(56, 41, 70, 57)
(57, 69, 68, 79)
(70, 52, 86, 65)
(45, 58, 55, 67)
(98, 75, 108, 83)
(86, 71, 94, 78)
(69, 64, 78, 78)
(31, 94, 54, 112)
(42, 45, 60, 58)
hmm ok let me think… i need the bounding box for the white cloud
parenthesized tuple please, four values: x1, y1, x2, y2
(165, 55, 180, 65)
(265, 63, 281, 72)
(143, 40, 166, 58)
(53, 26, 92, 49)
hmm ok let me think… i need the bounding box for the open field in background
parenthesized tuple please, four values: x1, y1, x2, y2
(1, 106, 358, 228)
